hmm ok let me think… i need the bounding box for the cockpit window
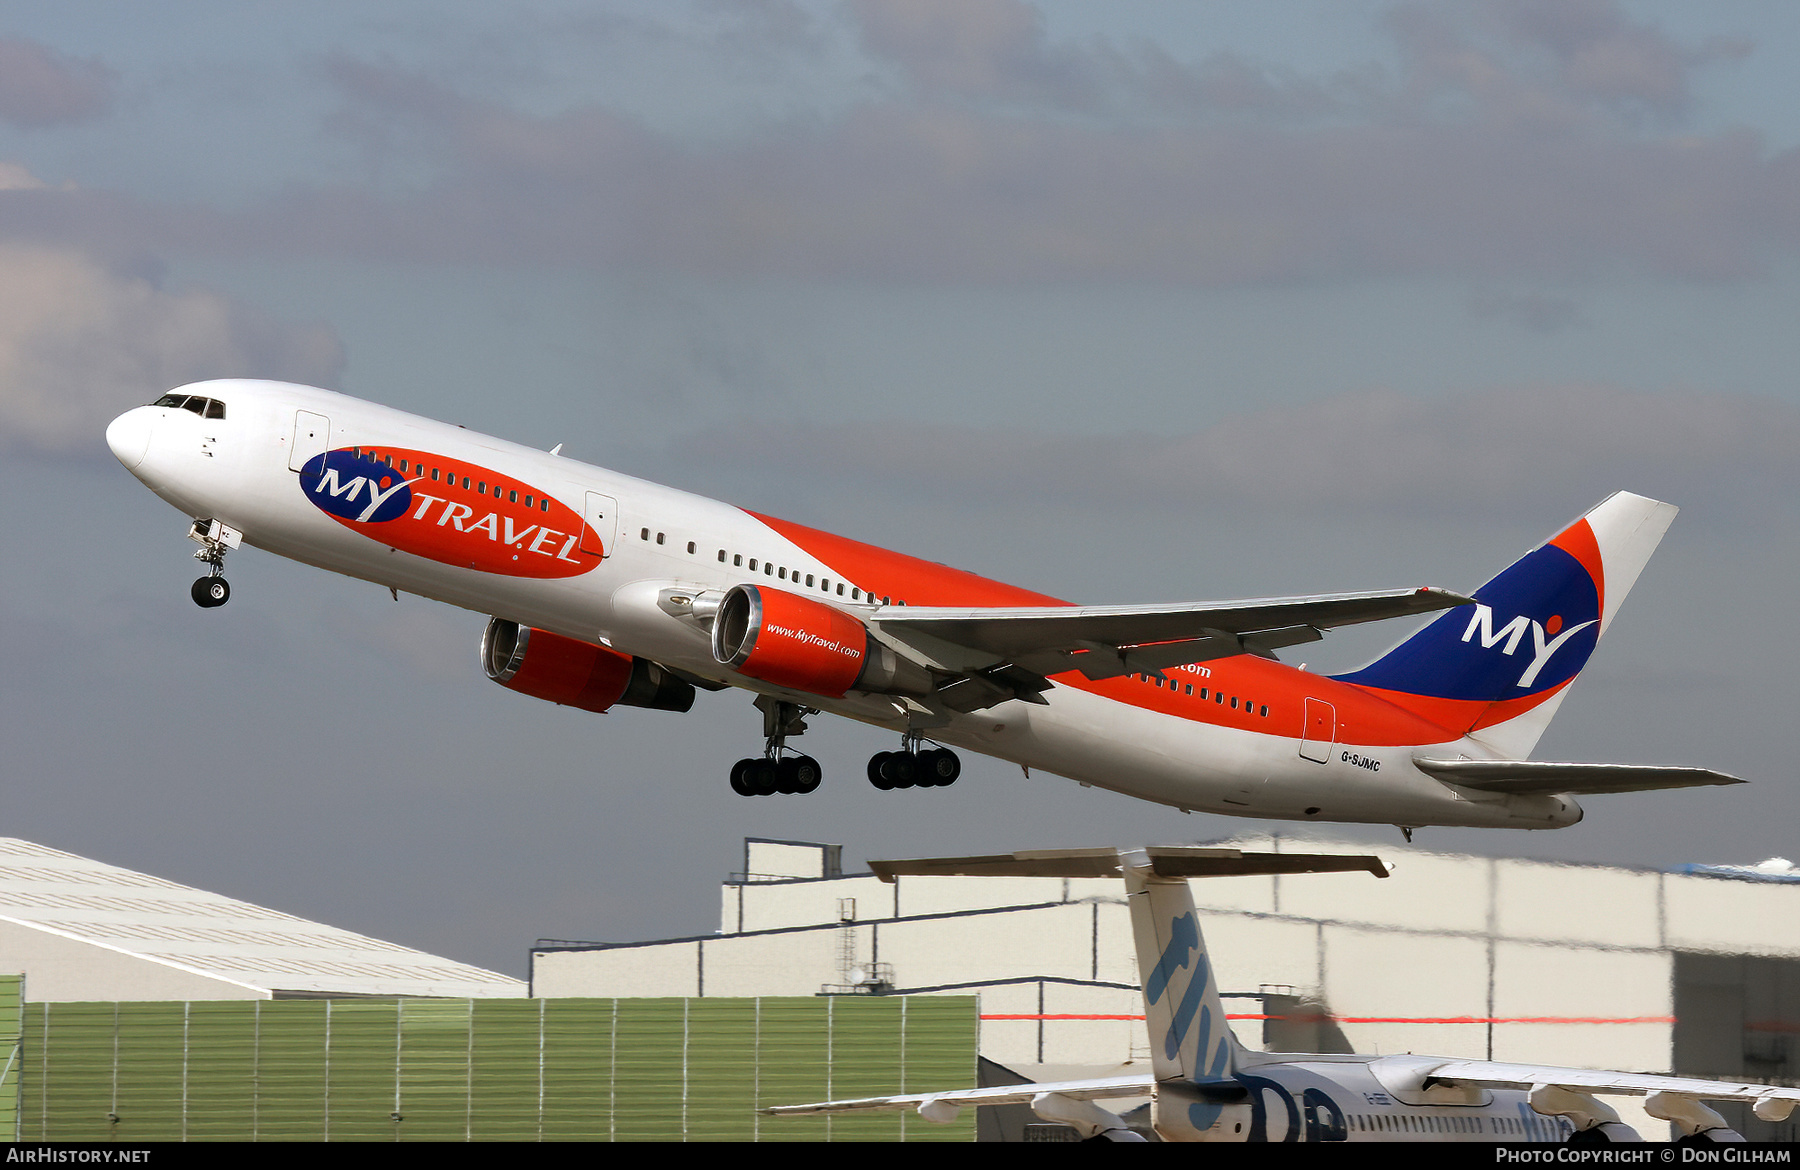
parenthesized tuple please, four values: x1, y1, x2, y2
(151, 394, 226, 419)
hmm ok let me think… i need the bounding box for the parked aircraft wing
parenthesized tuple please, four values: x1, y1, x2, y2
(868, 845, 1388, 882)
(870, 587, 1473, 679)
(763, 1073, 1157, 1118)
(1416, 759, 1745, 795)
(1419, 1059, 1800, 1115)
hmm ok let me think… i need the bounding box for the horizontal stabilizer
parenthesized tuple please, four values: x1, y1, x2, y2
(872, 587, 1471, 678)
(869, 845, 1388, 883)
(1417, 758, 1744, 796)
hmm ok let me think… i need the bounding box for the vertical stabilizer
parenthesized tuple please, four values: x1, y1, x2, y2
(1332, 492, 1677, 758)
(1123, 850, 1238, 1084)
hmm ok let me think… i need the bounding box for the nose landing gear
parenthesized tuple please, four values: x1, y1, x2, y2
(187, 518, 241, 609)
(731, 696, 823, 797)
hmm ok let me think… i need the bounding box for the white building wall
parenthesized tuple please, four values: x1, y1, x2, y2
(533, 836, 1800, 1144)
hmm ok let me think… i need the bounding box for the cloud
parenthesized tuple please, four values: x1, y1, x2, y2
(3, 4, 1791, 286)
(0, 241, 344, 453)
(675, 384, 1800, 520)
(0, 38, 115, 128)
(1467, 288, 1589, 332)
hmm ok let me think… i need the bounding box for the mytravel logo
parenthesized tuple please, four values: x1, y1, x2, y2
(298, 447, 602, 578)
(765, 623, 863, 661)
(1459, 605, 1599, 689)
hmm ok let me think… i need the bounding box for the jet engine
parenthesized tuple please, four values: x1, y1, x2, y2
(711, 584, 931, 699)
(481, 618, 694, 713)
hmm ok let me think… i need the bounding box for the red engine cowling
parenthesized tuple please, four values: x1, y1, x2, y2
(712, 584, 871, 697)
(481, 618, 694, 712)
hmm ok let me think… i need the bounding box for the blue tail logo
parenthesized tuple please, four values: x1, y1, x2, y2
(1334, 540, 1601, 702)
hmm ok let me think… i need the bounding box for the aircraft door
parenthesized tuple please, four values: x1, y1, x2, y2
(580, 492, 619, 558)
(1299, 698, 1335, 764)
(289, 411, 330, 472)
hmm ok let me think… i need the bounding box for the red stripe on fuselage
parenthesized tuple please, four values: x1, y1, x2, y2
(751, 510, 1462, 747)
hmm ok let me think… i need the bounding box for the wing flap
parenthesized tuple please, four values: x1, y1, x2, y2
(1417, 759, 1745, 795)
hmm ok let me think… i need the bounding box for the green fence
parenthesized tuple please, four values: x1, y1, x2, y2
(1, 975, 20, 1139)
(18, 995, 976, 1142)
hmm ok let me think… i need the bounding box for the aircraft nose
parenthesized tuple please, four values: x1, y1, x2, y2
(105, 406, 155, 469)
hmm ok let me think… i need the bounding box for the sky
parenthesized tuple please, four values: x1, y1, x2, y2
(1, 1, 1796, 980)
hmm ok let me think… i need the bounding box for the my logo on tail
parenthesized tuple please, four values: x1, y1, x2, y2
(1460, 605, 1598, 689)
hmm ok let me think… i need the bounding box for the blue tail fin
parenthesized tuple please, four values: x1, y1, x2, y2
(1332, 492, 1676, 757)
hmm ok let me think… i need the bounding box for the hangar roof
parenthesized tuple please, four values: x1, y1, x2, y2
(0, 837, 523, 999)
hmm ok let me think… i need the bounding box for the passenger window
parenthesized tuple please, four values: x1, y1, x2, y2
(1185, 684, 1193, 695)
(852, 588, 861, 600)
(1259, 705, 1269, 717)
(749, 559, 758, 570)
(641, 528, 650, 541)
(735, 555, 743, 567)
(717, 550, 727, 562)
(432, 468, 440, 481)
(805, 574, 814, 587)
(779, 567, 787, 580)
(540, 499, 548, 512)
(765, 563, 774, 575)
(656, 532, 664, 545)
(836, 584, 844, 595)
(509, 490, 518, 503)
(687, 541, 696, 554)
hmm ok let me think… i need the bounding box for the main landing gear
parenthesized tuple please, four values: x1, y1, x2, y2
(731, 697, 823, 797)
(867, 733, 961, 791)
(187, 518, 240, 609)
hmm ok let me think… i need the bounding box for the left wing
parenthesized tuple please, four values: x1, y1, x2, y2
(764, 1073, 1155, 1120)
(1415, 759, 1745, 795)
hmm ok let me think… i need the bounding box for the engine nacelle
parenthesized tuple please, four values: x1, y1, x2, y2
(711, 584, 931, 699)
(481, 618, 694, 713)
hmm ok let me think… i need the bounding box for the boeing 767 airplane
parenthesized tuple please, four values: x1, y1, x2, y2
(106, 380, 1739, 832)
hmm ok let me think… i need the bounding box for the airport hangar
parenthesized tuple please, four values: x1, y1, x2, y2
(2, 833, 1795, 1140)
(535, 835, 1800, 1141)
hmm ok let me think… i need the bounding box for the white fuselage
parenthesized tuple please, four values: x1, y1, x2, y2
(107, 380, 1583, 830)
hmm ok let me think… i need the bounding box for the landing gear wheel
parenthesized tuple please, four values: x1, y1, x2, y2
(878, 752, 918, 789)
(919, 748, 961, 787)
(867, 751, 896, 791)
(745, 758, 780, 796)
(730, 758, 756, 796)
(789, 755, 822, 794)
(191, 577, 230, 608)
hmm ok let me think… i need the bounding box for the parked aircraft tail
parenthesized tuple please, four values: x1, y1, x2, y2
(1332, 492, 1677, 758)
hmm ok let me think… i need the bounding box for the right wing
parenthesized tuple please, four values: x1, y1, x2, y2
(867, 587, 1472, 698)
